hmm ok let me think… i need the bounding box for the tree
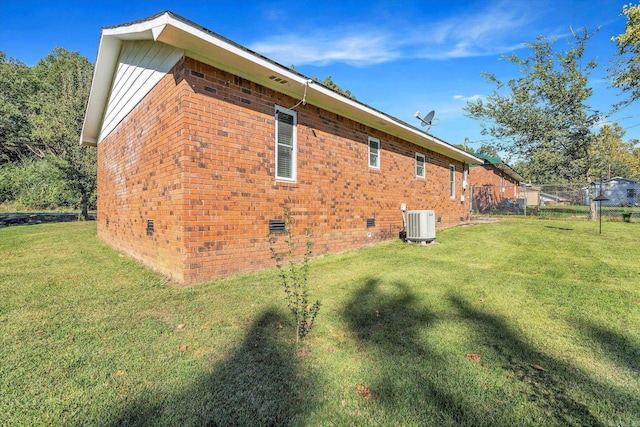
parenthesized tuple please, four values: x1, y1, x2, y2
(590, 123, 640, 179)
(610, 3, 640, 110)
(313, 75, 356, 100)
(476, 144, 499, 157)
(463, 29, 600, 183)
(0, 52, 36, 163)
(29, 48, 95, 218)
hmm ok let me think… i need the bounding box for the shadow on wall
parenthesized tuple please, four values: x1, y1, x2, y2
(108, 308, 318, 426)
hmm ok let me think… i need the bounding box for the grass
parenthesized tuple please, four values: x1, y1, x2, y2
(1, 218, 639, 426)
(534, 204, 640, 220)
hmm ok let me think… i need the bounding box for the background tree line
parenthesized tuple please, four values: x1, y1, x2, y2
(2, 4, 640, 214)
(463, 5, 640, 184)
(0, 48, 95, 217)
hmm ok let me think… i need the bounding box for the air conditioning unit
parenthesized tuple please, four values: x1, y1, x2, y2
(406, 210, 436, 243)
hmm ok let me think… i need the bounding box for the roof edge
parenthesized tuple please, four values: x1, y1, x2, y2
(81, 11, 481, 164)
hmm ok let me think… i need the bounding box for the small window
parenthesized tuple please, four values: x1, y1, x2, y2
(368, 137, 380, 169)
(627, 188, 637, 198)
(415, 153, 425, 178)
(449, 164, 455, 199)
(275, 105, 297, 181)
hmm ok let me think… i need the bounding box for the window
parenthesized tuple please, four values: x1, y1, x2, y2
(628, 188, 637, 198)
(449, 164, 455, 199)
(415, 153, 425, 178)
(275, 106, 297, 181)
(368, 137, 380, 169)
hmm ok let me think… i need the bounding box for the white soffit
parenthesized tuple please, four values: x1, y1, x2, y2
(98, 40, 183, 142)
(81, 12, 479, 164)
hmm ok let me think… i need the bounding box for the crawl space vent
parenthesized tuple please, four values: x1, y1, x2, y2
(269, 219, 286, 233)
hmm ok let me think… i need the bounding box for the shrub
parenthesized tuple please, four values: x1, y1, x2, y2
(0, 157, 77, 210)
(268, 208, 321, 343)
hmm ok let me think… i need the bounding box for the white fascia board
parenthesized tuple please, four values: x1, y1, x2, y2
(149, 13, 480, 164)
(80, 34, 122, 146)
(80, 15, 170, 146)
(81, 11, 481, 164)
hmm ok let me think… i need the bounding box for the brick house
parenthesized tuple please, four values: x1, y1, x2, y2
(80, 11, 480, 284)
(469, 154, 524, 213)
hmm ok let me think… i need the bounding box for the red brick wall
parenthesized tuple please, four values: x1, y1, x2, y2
(469, 164, 520, 211)
(97, 56, 471, 284)
(97, 61, 190, 282)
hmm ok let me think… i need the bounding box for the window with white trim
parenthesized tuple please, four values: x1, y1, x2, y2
(275, 105, 297, 181)
(415, 153, 425, 178)
(368, 137, 380, 169)
(449, 164, 455, 199)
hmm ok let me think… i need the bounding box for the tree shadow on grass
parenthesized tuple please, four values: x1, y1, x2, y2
(571, 316, 640, 375)
(449, 295, 640, 426)
(341, 278, 487, 425)
(109, 307, 317, 426)
(341, 278, 637, 426)
(448, 295, 604, 426)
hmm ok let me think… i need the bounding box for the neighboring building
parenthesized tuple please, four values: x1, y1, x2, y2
(539, 192, 570, 206)
(80, 11, 480, 284)
(521, 184, 541, 207)
(585, 177, 640, 206)
(469, 154, 524, 213)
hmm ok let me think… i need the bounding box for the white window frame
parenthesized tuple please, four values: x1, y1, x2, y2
(368, 137, 380, 169)
(275, 105, 297, 182)
(415, 153, 425, 178)
(449, 164, 455, 199)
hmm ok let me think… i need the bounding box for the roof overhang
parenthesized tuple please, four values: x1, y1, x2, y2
(471, 154, 524, 182)
(493, 162, 525, 183)
(80, 11, 480, 164)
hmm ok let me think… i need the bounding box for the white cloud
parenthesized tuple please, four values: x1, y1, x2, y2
(250, 31, 400, 66)
(249, 0, 536, 66)
(454, 94, 483, 102)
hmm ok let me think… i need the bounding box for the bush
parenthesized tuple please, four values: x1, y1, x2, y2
(0, 162, 18, 202)
(268, 208, 321, 343)
(0, 157, 77, 210)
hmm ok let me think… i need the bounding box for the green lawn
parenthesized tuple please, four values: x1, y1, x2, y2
(1, 219, 638, 426)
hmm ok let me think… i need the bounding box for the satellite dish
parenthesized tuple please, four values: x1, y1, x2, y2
(414, 110, 436, 131)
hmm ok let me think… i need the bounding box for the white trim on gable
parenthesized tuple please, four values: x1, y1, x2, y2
(98, 40, 184, 143)
(81, 11, 481, 167)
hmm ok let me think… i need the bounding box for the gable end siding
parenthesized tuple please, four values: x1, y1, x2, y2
(100, 40, 184, 143)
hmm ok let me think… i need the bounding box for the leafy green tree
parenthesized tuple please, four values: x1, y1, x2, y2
(513, 150, 565, 184)
(476, 144, 499, 157)
(313, 75, 356, 100)
(452, 143, 475, 154)
(464, 30, 600, 183)
(29, 48, 95, 217)
(0, 52, 36, 163)
(590, 123, 640, 179)
(610, 3, 640, 110)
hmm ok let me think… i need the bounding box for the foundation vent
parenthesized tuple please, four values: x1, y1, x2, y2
(269, 219, 286, 233)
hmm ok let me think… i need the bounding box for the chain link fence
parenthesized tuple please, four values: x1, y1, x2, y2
(470, 182, 640, 222)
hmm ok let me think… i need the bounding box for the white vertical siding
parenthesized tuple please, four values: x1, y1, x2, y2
(98, 40, 184, 143)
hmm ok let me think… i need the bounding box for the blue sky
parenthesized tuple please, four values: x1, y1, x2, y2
(1, 0, 639, 155)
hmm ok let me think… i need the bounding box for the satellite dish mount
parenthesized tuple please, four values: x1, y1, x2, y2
(414, 110, 436, 131)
